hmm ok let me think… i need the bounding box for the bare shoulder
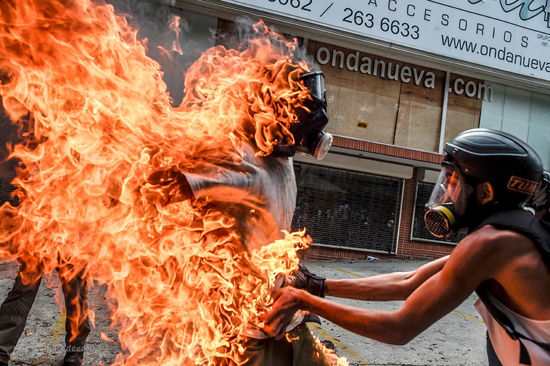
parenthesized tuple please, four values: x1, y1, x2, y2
(442, 225, 536, 284)
(454, 225, 550, 318)
(471, 224, 525, 240)
(456, 225, 532, 256)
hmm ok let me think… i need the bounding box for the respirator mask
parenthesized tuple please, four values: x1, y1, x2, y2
(424, 164, 474, 238)
(271, 71, 332, 160)
(294, 71, 332, 160)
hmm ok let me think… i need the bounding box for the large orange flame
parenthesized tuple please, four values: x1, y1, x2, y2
(0, 0, 347, 364)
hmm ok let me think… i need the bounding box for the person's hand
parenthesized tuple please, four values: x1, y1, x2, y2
(144, 168, 194, 206)
(287, 263, 326, 297)
(260, 286, 303, 340)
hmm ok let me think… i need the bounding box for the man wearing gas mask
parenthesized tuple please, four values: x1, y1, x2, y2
(146, 69, 334, 366)
(262, 128, 550, 366)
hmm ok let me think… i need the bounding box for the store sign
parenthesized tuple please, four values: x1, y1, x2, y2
(315, 46, 437, 88)
(451, 77, 493, 101)
(315, 44, 493, 101)
(218, 0, 550, 82)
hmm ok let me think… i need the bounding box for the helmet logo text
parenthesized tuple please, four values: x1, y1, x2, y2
(507, 176, 540, 194)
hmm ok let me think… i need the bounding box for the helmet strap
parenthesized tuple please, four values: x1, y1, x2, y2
(464, 195, 499, 233)
(458, 181, 497, 233)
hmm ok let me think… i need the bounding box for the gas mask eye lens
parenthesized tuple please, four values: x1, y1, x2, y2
(441, 170, 462, 203)
(300, 71, 325, 102)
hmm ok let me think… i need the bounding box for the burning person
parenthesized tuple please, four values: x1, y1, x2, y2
(0, 111, 92, 366)
(145, 61, 334, 366)
(0, 1, 345, 365)
(141, 21, 340, 365)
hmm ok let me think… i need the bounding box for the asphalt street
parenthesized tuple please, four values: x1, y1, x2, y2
(304, 259, 488, 366)
(0, 258, 487, 366)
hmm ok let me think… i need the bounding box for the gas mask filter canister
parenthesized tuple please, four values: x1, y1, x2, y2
(312, 131, 332, 160)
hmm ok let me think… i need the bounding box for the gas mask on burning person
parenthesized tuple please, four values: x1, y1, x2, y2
(270, 71, 332, 160)
(424, 163, 474, 238)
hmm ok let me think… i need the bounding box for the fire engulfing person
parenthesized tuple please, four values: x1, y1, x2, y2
(0, 0, 345, 365)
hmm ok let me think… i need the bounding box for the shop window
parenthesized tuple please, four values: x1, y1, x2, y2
(412, 181, 465, 244)
(292, 162, 402, 254)
(480, 84, 550, 170)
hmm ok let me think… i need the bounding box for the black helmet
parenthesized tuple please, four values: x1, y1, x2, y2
(425, 128, 543, 238)
(443, 128, 543, 208)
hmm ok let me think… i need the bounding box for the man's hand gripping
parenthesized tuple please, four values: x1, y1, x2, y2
(260, 264, 326, 339)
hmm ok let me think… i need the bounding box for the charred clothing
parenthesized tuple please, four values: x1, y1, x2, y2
(0, 260, 90, 363)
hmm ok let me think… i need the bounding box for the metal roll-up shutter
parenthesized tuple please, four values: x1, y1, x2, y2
(0, 160, 18, 206)
(292, 162, 402, 254)
(0, 106, 20, 206)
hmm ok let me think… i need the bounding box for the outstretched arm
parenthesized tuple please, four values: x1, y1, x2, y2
(263, 230, 503, 344)
(143, 145, 270, 206)
(145, 162, 252, 205)
(324, 255, 448, 301)
(146, 168, 195, 205)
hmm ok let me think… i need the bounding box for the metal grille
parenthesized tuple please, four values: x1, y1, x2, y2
(0, 160, 18, 206)
(291, 162, 402, 253)
(0, 107, 20, 206)
(412, 181, 465, 244)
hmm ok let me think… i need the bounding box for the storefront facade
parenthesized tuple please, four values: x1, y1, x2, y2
(177, 0, 550, 259)
(2, 0, 549, 259)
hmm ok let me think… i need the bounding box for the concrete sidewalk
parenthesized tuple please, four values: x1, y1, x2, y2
(0, 258, 488, 366)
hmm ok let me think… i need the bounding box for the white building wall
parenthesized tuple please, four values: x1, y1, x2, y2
(480, 85, 550, 169)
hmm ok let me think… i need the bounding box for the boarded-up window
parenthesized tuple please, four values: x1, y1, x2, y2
(444, 74, 482, 145)
(307, 41, 445, 152)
